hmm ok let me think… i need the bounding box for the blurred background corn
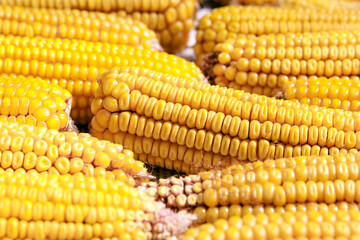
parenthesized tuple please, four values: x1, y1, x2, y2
(201, 31, 360, 96)
(0, 35, 203, 124)
(0, 171, 193, 240)
(0, 121, 149, 186)
(0, 1, 198, 53)
(0, 75, 72, 131)
(139, 154, 360, 210)
(0, 6, 160, 49)
(282, 77, 360, 112)
(89, 68, 360, 173)
(180, 209, 360, 239)
(195, 6, 360, 58)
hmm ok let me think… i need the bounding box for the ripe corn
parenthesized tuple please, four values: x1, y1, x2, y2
(0, 121, 149, 186)
(180, 210, 360, 239)
(195, 6, 360, 57)
(139, 153, 360, 209)
(283, 77, 360, 112)
(0, 6, 159, 49)
(90, 68, 360, 172)
(193, 202, 360, 224)
(0, 74, 72, 131)
(0, 35, 203, 124)
(0, 1, 198, 53)
(0, 171, 194, 240)
(202, 31, 360, 95)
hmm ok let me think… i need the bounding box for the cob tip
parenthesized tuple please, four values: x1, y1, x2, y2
(198, 52, 221, 85)
(63, 97, 79, 133)
(150, 202, 197, 239)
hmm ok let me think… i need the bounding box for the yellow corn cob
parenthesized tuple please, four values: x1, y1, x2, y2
(283, 77, 360, 112)
(180, 209, 360, 239)
(0, 35, 203, 124)
(0, 74, 72, 131)
(90, 68, 360, 172)
(202, 31, 360, 95)
(193, 202, 360, 224)
(94, 68, 360, 131)
(0, 171, 194, 240)
(195, 6, 360, 57)
(0, 121, 149, 186)
(0, 6, 159, 49)
(139, 153, 360, 209)
(0, 1, 198, 53)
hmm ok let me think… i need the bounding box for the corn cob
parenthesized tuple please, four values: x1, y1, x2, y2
(195, 6, 360, 58)
(0, 1, 197, 53)
(0, 171, 194, 240)
(0, 121, 149, 186)
(0, 74, 72, 131)
(180, 210, 360, 239)
(0, 35, 203, 124)
(282, 77, 360, 112)
(194, 201, 360, 224)
(90, 68, 360, 172)
(93, 68, 360, 132)
(139, 153, 360, 209)
(0, 6, 159, 49)
(202, 31, 360, 95)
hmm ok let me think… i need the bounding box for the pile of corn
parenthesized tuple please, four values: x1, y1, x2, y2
(0, 0, 360, 239)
